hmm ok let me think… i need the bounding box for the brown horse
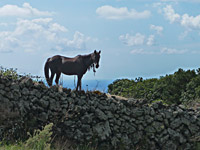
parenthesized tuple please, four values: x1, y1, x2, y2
(44, 50, 101, 91)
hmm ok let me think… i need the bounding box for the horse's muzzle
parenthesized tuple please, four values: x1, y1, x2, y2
(96, 64, 99, 68)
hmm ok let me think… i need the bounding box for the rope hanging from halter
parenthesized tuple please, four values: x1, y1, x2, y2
(92, 64, 96, 76)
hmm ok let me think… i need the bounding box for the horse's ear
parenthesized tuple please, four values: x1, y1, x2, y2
(99, 50, 101, 54)
(94, 50, 97, 54)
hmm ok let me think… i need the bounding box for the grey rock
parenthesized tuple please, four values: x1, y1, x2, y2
(30, 89, 42, 98)
(160, 135, 169, 144)
(179, 134, 186, 144)
(181, 117, 190, 126)
(150, 108, 155, 116)
(0, 89, 6, 95)
(165, 111, 172, 119)
(11, 83, 20, 91)
(38, 112, 48, 121)
(39, 99, 49, 108)
(95, 108, 108, 120)
(106, 111, 114, 119)
(93, 121, 111, 140)
(81, 114, 93, 124)
(152, 103, 159, 109)
(155, 114, 163, 121)
(20, 77, 33, 87)
(162, 141, 177, 150)
(64, 120, 74, 127)
(0, 84, 5, 89)
(5, 87, 10, 92)
(81, 124, 91, 133)
(167, 128, 176, 136)
(153, 121, 165, 133)
(145, 126, 156, 134)
(184, 129, 190, 137)
(6, 92, 14, 99)
(173, 111, 179, 118)
(164, 119, 169, 127)
(74, 129, 83, 140)
(132, 108, 143, 117)
(188, 124, 199, 135)
(22, 87, 29, 96)
(170, 118, 181, 129)
(110, 102, 117, 112)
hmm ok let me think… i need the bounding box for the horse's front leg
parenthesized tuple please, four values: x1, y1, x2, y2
(76, 75, 79, 91)
(76, 75, 83, 91)
(79, 79, 82, 91)
(76, 80, 79, 91)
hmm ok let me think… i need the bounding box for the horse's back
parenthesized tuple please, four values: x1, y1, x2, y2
(48, 55, 61, 61)
(47, 55, 63, 69)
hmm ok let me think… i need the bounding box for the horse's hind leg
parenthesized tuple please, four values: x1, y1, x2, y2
(55, 72, 61, 85)
(49, 71, 55, 86)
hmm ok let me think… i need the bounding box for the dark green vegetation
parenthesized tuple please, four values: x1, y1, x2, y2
(0, 66, 42, 81)
(0, 66, 19, 80)
(0, 123, 97, 150)
(108, 68, 200, 105)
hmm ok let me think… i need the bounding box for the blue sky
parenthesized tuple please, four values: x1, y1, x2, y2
(0, 0, 200, 81)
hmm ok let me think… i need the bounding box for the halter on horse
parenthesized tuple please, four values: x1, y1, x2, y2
(44, 50, 101, 91)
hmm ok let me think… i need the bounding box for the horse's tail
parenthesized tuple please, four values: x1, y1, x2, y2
(44, 58, 51, 86)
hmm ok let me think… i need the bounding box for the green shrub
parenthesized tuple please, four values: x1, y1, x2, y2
(0, 66, 18, 80)
(108, 68, 199, 105)
(0, 123, 53, 150)
(24, 123, 53, 150)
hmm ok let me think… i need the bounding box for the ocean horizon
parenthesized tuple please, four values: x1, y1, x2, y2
(61, 79, 114, 92)
(42, 79, 114, 92)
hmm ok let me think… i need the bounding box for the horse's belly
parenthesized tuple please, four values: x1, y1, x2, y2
(61, 69, 77, 75)
(62, 72, 77, 75)
(61, 64, 79, 75)
(60, 61, 86, 75)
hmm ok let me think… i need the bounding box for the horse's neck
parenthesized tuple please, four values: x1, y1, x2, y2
(82, 54, 93, 68)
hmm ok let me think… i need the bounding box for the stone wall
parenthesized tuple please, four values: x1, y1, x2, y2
(0, 76, 200, 150)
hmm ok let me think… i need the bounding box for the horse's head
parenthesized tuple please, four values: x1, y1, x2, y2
(92, 50, 101, 69)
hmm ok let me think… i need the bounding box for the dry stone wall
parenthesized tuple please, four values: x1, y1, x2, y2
(0, 76, 200, 150)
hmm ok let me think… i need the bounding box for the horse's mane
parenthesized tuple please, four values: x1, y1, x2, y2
(88, 64, 96, 73)
(81, 53, 96, 74)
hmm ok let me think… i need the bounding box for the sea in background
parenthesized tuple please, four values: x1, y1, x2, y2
(61, 79, 114, 92)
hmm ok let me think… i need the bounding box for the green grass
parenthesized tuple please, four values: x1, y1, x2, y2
(0, 123, 97, 150)
(0, 123, 52, 150)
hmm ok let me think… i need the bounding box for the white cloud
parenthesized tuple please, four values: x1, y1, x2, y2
(130, 47, 188, 55)
(64, 31, 91, 50)
(147, 35, 155, 46)
(179, 30, 190, 39)
(49, 23, 68, 32)
(163, 5, 200, 31)
(119, 33, 145, 46)
(181, 14, 200, 29)
(161, 0, 200, 2)
(160, 47, 188, 54)
(0, 18, 94, 53)
(163, 5, 180, 23)
(119, 33, 156, 46)
(153, 3, 163, 8)
(0, 3, 53, 17)
(0, 23, 8, 26)
(130, 49, 155, 55)
(150, 24, 163, 35)
(96, 5, 151, 20)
